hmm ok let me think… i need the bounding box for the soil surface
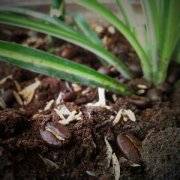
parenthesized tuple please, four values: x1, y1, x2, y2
(0, 26, 180, 180)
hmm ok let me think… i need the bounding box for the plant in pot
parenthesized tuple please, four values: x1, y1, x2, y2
(0, 0, 179, 179)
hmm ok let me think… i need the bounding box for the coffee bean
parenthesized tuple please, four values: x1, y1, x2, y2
(127, 95, 151, 109)
(63, 92, 77, 102)
(61, 47, 76, 59)
(117, 134, 141, 163)
(40, 122, 71, 147)
(147, 89, 162, 102)
(157, 83, 172, 94)
(75, 96, 88, 105)
(126, 133, 142, 151)
(0, 90, 15, 108)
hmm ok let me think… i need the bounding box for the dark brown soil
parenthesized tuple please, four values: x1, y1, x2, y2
(0, 27, 180, 180)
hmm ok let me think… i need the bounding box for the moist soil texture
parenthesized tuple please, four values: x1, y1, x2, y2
(0, 26, 180, 180)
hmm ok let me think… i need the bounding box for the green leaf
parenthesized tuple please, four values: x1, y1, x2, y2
(115, 0, 135, 33)
(156, 0, 180, 84)
(50, 0, 65, 20)
(0, 7, 79, 36)
(73, 13, 108, 67)
(0, 40, 132, 95)
(73, 13, 103, 47)
(75, 0, 152, 80)
(0, 11, 131, 79)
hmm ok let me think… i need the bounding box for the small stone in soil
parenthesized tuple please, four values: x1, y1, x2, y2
(167, 66, 180, 84)
(63, 92, 77, 102)
(40, 122, 71, 147)
(146, 89, 162, 102)
(127, 95, 151, 109)
(98, 66, 110, 75)
(157, 83, 172, 94)
(117, 134, 141, 163)
(61, 47, 77, 59)
(0, 90, 15, 108)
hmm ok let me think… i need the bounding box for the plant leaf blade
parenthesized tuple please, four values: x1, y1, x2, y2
(0, 11, 131, 79)
(0, 40, 132, 95)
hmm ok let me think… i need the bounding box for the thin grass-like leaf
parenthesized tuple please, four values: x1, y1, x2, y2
(73, 13, 103, 47)
(0, 11, 131, 79)
(75, 0, 152, 81)
(0, 40, 132, 95)
(73, 13, 108, 67)
(115, 0, 136, 33)
(156, 0, 180, 83)
(0, 7, 80, 36)
(50, 0, 65, 20)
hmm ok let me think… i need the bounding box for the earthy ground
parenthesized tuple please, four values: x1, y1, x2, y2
(0, 26, 180, 180)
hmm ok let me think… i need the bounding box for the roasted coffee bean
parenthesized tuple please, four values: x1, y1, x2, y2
(157, 83, 172, 94)
(0, 90, 15, 108)
(40, 122, 71, 147)
(63, 92, 77, 102)
(98, 66, 110, 75)
(61, 47, 76, 59)
(147, 89, 162, 102)
(75, 96, 88, 105)
(126, 133, 142, 151)
(127, 95, 151, 109)
(117, 134, 141, 163)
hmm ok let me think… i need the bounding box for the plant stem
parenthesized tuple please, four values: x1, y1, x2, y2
(50, 0, 65, 20)
(155, 59, 170, 85)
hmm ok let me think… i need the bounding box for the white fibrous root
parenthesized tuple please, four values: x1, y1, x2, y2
(113, 109, 136, 126)
(44, 99, 55, 111)
(54, 104, 82, 125)
(0, 75, 13, 85)
(19, 79, 41, 105)
(87, 88, 110, 109)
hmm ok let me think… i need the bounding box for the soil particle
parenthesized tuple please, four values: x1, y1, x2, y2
(98, 66, 110, 75)
(146, 88, 162, 102)
(167, 64, 180, 84)
(141, 127, 180, 180)
(0, 109, 28, 138)
(0, 90, 15, 108)
(63, 91, 77, 102)
(61, 47, 77, 59)
(157, 83, 172, 94)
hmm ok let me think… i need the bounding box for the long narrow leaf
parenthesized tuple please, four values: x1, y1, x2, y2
(50, 0, 65, 20)
(73, 13, 103, 47)
(0, 11, 131, 79)
(0, 7, 80, 36)
(115, 0, 135, 33)
(73, 13, 108, 67)
(75, 0, 152, 80)
(0, 40, 132, 95)
(141, 0, 157, 75)
(156, 0, 180, 84)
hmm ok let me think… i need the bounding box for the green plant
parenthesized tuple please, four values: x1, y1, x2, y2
(50, 0, 65, 20)
(75, 0, 180, 85)
(0, 0, 179, 95)
(0, 41, 131, 95)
